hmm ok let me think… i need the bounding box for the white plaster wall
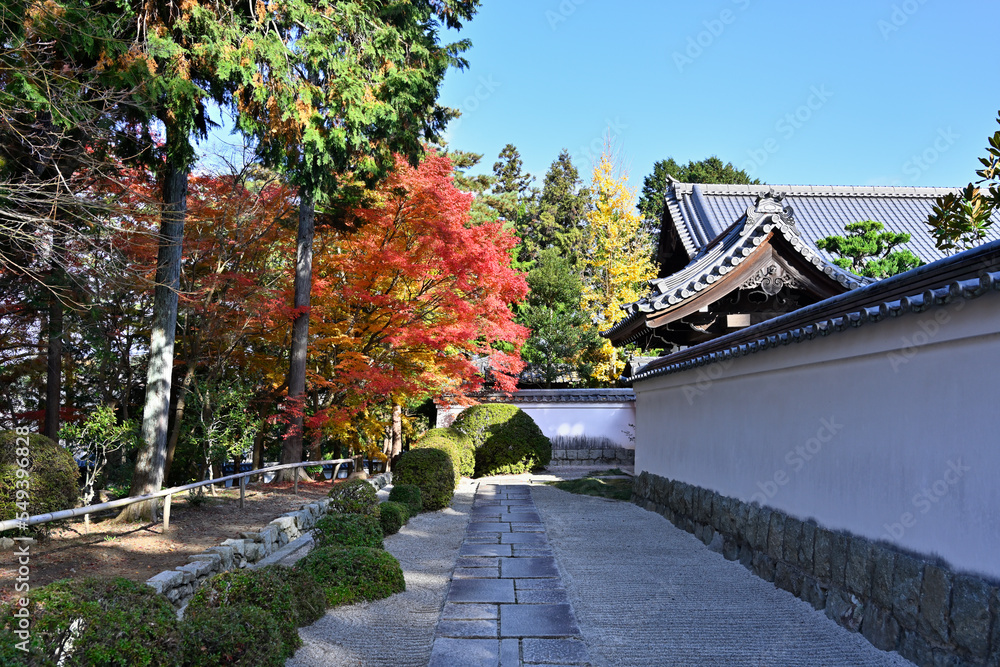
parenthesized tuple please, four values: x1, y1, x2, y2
(634, 292, 1000, 579)
(524, 404, 635, 448)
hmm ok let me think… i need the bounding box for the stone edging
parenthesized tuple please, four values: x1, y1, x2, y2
(632, 471, 1000, 667)
(145, 472, 393, 608)
(550, 448, 634, 467)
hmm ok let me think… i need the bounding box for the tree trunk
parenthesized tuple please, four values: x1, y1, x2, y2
(119, 149, 187, 522)
(391, 402, 403, 459)
(251, 427, 265, 470)
(280, 188, 315, 482)
(163, 347, 199, 483)
(43, 265, 63, 441)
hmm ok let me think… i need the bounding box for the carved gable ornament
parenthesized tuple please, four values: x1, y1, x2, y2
(741, 190, 796, 237)
(740, 263, 803, 296)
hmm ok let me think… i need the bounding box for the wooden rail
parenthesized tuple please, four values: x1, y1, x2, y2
(0, 459, 353, 533)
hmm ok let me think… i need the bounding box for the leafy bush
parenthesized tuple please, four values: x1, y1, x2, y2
(0, 431, 78, 534)
(392, 449, 454, 511)
(294, 545, 405, 607)
(179, 605, 289, 666)
(327, 478, 380, 515)
(411, 427, 473, 481)
(387, 484, 422, 515)
(313, 513, 383, 550)
(263, 565, 327, 627)
(185, 568, 300, 656)
(379, 501, 408, 535)
(7, 577, 180, 666)
(451, 404, 552, 476)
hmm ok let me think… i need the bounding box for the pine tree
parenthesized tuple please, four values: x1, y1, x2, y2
(817, 220, 923, 279)
(536, 150, 589, 265)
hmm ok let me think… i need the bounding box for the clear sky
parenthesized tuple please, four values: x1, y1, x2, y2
(438, 0, 1000, 195)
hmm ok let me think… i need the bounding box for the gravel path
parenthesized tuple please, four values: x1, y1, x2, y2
(531, 482, 915, 667)
(287, 479, 475, 667)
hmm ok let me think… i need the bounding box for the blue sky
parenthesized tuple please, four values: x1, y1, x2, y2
(438, 0, 1000, 195)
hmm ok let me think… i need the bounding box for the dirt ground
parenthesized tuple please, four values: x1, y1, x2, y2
(0, 479, 336, 605)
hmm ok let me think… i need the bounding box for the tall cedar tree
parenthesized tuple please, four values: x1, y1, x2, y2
(580, 145, 656, 384)
(536, 150, 589, 265)
(230, 0, 479, 480)
(303, 152, 528, 454)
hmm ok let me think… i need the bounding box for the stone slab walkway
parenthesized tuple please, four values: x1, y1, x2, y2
(427, 483, 590, 667)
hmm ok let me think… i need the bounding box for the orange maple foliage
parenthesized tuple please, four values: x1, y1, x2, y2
(302, 151, 529, 441)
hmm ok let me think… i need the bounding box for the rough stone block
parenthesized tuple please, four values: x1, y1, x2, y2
(722, 536, 740, 561)
(783, 517, 802, 567)
(0, 537, 14, 551)
(949, 575, 991, 661)
(870, 546, 895, 610)
(318, 499, 330, 513)
(738, 544, 754, 570)
(221, 539, 246, 558)
(830, 532, 849, 589)
(891, 552, 924, 631)
(775, 562, 803, 597)
(566, 450, 578, 460)
(766, 512, 785, 561)
(259, 525, 278, 545)
(732, 500, 750, 543)
(918, 564, 952, 645)
(681, 484, 694, 517)
(756, 508, 773, 552)
(813, 528, 833, 582)
(989, 587, 1000, 667)
(802, 576, 828, 611)
(205, 546, 234, 570)
(826, 589, 864, 633)
(240, 531, 262, 542)
(166, 587, 182, 604)
(899, 629, 934, 667)
(845, 536, 874, 597)
(862, 605, 900, 652)
(270, 515, 296, 531)
(174, 563, 199, 584)
(798, 521, 816, 576)
(244, 541, 262, 562)
(186, 554, 220, 577)
(753, 553, 776, 583)
(700, 525, 714, 546)
(146, 570, 184, 595)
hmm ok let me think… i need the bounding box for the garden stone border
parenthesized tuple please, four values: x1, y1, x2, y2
(145, 472, 392, 609)
(549, 447, 634, 467)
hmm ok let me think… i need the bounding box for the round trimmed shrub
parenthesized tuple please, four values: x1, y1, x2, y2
(185, 568, 300, 656)
(294, 545, 405, 607)
(263, 565, 327, 627)
(387, 484, 422, 515)
(0, 431, 78, 532)
(451, 404, 552, 477)
(13, 577, 181, 666)
(392, 449, 454, 511)
(179, 605, 288, 666)
(379, 501, 408, 535)
(412, 427, 474, 481)
(313, 513, 383, 550)
(327, 478, 379, 515)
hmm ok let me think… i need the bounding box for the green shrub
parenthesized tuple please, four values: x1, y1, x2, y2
(411, 427, 473, 481)
(327, 478, 380, 515)
(313, 513, 383, 550)
(263, 565, 327, 627)
(8, 577, 181, 666)
(451, 404, 552, 476)
(294, 545, 405, 607)
(179, 605, 289, 666)
(387, 484, 422, 515)
(379, 501, 408, 535)
(392, 449, 454, 511)
(185, 568, 300, 656)
(0, 431, 78, 534)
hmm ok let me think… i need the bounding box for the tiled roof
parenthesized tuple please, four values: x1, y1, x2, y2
(629, 238, 1000, 383)
(666, 183, 1000, 264)
(604, 193, 869, 344)
(476, 389, 635, 404)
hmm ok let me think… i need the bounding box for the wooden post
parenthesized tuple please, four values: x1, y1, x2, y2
(294, 472, 299, 496)
(163, 494, 171, 531)
(239, 475, 245, 509)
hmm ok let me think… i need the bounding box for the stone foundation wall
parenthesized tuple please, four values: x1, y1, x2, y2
(549, 448, 634, 467)
(145, 472, 392, 609)
(632, 471, 1000, 667)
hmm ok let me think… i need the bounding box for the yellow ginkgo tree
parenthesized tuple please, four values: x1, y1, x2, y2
(580, 141, 657, 383)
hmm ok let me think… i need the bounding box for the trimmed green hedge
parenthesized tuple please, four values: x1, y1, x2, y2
(185, 568, 300, 657)
(179, 605, 289, 666)
(387, 484, 422, 515)
(263, 565, 327, 627)
(379, 501, 408, 535)
(392, 449, 454, 511)
(411, 427, 474, 481)
(327, 478, 379, 516)
(294, 545, 405, 607)
(451, 404, 552, 476)
(313, 513, 384, 550)
(0, 431, 78, 533)
(9, 577, 181, 666)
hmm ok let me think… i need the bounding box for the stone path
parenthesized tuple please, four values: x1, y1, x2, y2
(427, 483, 590, 667)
